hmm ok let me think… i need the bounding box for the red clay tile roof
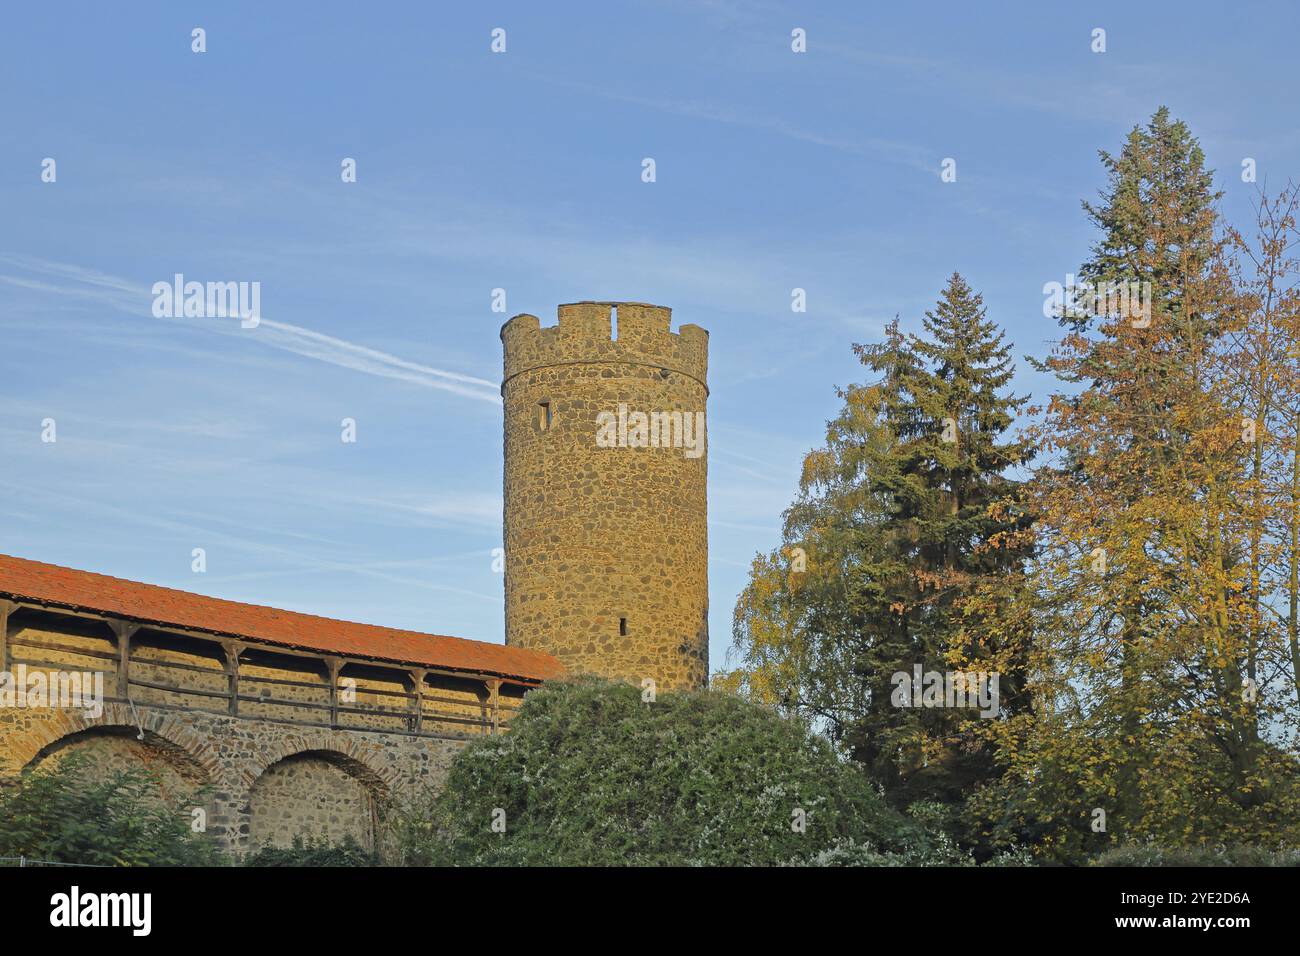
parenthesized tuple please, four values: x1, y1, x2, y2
(0, 553, 563, 683)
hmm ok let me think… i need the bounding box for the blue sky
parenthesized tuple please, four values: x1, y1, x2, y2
(2, 1, 1297, 669)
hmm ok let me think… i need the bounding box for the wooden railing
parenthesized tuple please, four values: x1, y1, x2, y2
(0, 600, 529, 741)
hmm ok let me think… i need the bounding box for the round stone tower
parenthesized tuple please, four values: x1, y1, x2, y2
(501, 301, 709, 691)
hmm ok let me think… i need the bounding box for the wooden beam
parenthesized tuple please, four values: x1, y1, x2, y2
(4, 599, 544, 690)
(98, 696, 483, 742)
(410, 668, 426, 733)
(123, 676, 231, 699)
(108, 620, 140, 698)
(486, 679, 501, 735)
(5, 635, 117, 664)
(327, 657, 343, 727)
(0, 599, 13, 671)
(223, 641, 244, 716)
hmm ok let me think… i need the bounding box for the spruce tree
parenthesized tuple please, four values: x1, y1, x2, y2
(729, 275, 1033, 814)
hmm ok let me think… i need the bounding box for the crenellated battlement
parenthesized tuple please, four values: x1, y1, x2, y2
(501, 301, 708, 389)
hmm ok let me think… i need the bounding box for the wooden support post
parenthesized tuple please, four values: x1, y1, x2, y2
(486, 679, 501, 735)
(108, 620, 140, 698)
(327, 657, 342, 727)
(410, 668, 426, 734)
(0, 600, 12, 672)
(223, 642, 243, 716)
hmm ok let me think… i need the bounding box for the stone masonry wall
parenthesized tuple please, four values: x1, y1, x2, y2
(248, 751, 378, 850)
(0, 701, 467, 855)
(0, 608, 504, 855)
(501, 302, 709, 690)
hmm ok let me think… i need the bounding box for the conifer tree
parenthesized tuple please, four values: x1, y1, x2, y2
(993, 109, 1300, 855)
(727, 275, 1033, 812)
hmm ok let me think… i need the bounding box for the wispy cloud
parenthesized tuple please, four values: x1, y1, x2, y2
(526, 73, 939, 176)
(0, 255, 501, 404)
(347, 491, 504, 530)
(248, 318, 499, 402)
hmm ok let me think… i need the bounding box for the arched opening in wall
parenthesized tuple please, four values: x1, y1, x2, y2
(248, 750, 384, 852)
(25, 726, 211, 815)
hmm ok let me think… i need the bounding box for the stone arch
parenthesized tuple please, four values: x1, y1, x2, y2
(2, 705, 255, 854)
(9, 703, 223, 781)
(16, 714, 220, 841)
(246, 745, 390, 852)
(244, 730, 396, 793)
(25, 724, 212, 805)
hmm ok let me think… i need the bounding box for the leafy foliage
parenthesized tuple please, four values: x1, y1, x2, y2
(391, 678, 946, 866)
(242, 834, 375, 867)
(978, 109, 1300, 858)
(1093, 845, 1300, 867)
(0, 753, 223, 867)
(728, 108, 1300, 864)
(726, 273, 1033, 818)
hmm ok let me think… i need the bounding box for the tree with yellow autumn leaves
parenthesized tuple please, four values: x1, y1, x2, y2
(723, 108, 1300, 862)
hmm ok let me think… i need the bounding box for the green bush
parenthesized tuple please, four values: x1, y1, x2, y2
(0, 753, 223, 867)
(1092, 845, 1300, 867)
(789, 802, 1035, 867)
(391, 677, 946, 866)
(242, 834, 375, 867)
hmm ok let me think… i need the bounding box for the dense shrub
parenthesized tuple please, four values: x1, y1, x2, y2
(242, 834, 375, 867)
(1092, 845, 1300, 867)
(0, 753, 223, 867)
(391, 677, 948, 866)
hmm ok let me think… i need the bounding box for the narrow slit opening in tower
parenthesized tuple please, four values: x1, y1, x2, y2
(611, 305, 619, 341)
(619, 617, 628, 636)
(537, 400, 552, 431)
